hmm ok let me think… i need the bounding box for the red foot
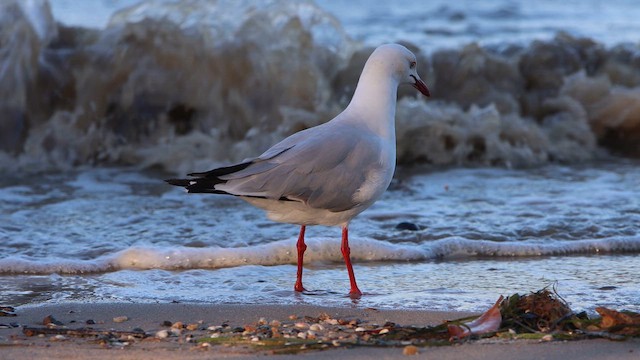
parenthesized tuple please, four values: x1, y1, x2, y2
(294, 282, 306, 292)
(349, 288, 362, 299)
(294, 225, 307, 292)
(341, 226, 362, 297)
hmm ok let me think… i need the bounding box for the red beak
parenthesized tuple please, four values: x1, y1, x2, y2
(411, 76, 431, 97)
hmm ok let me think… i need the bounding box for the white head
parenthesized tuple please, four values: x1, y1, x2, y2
(365, 44, 430, 97)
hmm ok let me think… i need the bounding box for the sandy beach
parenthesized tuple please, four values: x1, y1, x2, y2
(1, 302, 637, 359)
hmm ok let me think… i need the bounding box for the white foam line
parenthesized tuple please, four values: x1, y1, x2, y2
(0, 236, 638, 275)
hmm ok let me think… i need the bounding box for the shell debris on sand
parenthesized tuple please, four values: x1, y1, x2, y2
(403, 345, 419, 355)
(43, 315, 64, 326)
(13, 289, 640, 354)
(112, 316, 129, 323)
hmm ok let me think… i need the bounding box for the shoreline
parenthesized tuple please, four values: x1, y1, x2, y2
(1, 302, 638, 359)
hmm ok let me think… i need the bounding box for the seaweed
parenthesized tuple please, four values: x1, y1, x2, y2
(499, 285, 575, 333)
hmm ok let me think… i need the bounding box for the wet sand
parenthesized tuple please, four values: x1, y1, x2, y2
(1, 303, 637, 359)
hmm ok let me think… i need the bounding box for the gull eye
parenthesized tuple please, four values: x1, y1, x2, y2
(410, 61, 416, 69)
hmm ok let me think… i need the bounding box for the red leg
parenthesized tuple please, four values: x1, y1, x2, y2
(294, 225, 307, 292)
(341, 226, 362, 298)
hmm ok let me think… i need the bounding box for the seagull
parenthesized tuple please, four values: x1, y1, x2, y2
(166, 44, 430, 298)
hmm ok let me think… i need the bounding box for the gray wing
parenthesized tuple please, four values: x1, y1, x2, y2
(216, 122, 384, 212)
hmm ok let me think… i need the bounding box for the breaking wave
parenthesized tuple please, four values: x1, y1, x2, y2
(1, 236, 638, 275)
(1, 0, 640, 173)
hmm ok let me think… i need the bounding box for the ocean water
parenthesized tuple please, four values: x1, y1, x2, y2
(1, 0, 639, 312)
(49, 0, 640, 49)
(1, 161, 639, 312)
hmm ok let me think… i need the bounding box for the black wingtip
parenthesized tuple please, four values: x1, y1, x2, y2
(165, 176, 226, 194)
(165, 161, 254, 194)
(165, 178, 191, 187)
(188, 161, 252, 178)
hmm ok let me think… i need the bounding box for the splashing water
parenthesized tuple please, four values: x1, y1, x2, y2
(1, 160, 639, 311)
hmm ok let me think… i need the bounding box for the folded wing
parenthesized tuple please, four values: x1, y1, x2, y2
(166, 122, 384, 212)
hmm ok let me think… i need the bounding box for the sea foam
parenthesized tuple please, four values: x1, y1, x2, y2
(1, 0, 639, 173)
(2, 236, 638, 275)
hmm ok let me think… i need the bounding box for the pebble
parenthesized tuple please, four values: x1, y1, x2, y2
(297, 332, 307, 339)
(294, 322, 309, 329)
(171, 321, 183, 329)
(395, 222, 420, 231)
(86, 319, 96, 325)
(43, 315, 63, 326)
(113, 316, 128, 323)
(186, 323, 199, 331)
(403, 345, 419, 355)
(207, 325, 223, 331)
(155, 330, 170, 339)
(161, 320, 172, 327)
(326, 331, 339, 339)
(355, 327, 366, 332)
(270, 320, 281, 327)
(541, 334, 554, 342)
(309, 324, 324, 331)
(323, 319, 339, 325)
(52, 335, 67, 341)
(379, 328, 390, 334)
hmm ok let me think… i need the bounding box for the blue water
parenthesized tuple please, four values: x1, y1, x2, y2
(1, 160, 639, 312)
(50, 0, 640, 49)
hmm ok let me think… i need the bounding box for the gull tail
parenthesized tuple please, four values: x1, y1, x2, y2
(165, 162, 252, 194)
(164, 177, 227, 194)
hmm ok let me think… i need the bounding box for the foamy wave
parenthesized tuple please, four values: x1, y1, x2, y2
(1, 236, 638, 275)
(1, 1, 640, 172)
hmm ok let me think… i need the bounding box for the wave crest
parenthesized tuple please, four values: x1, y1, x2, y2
(1, 236, 638, 275)
(1, 1, 640, 172)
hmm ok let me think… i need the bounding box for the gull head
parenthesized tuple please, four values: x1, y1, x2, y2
(369, 44, 431, 97)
